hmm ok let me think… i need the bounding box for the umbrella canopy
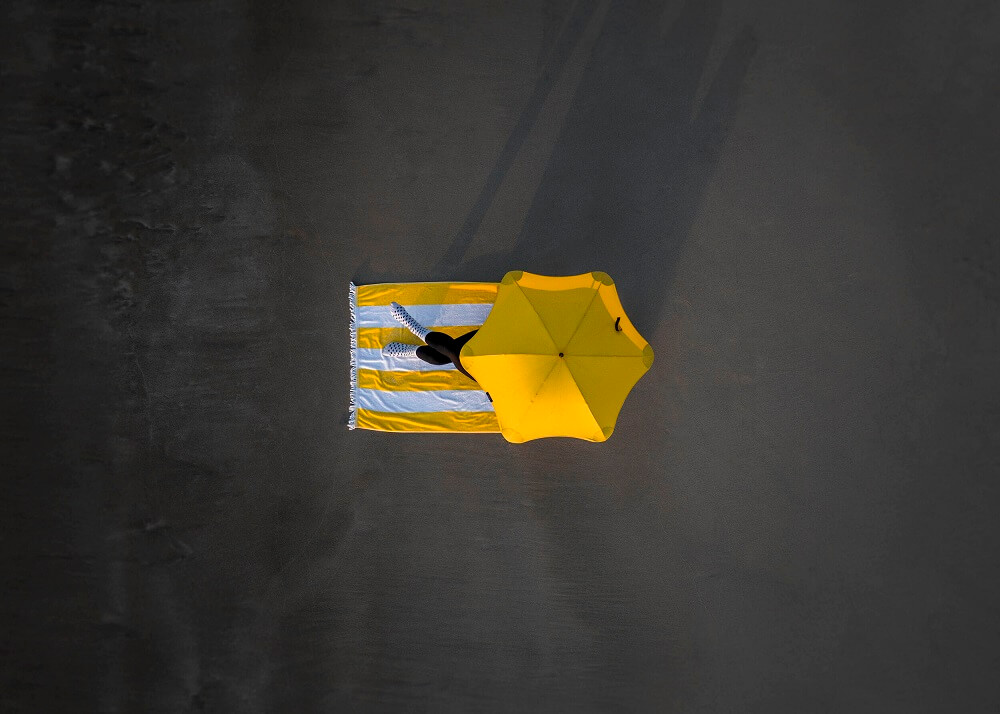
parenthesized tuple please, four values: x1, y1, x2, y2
(460, 271, 654, 443)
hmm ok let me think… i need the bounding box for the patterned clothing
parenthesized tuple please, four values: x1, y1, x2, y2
(390, 301, 430, 341)
(381, 303, 478, 380)
(381, 341, 419, 358)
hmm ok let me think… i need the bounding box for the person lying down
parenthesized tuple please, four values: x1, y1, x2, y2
(382, 302, 479, 382)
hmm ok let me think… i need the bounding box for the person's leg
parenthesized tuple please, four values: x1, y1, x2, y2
(386, 306, 479, 379)
(382, 341, 451, 365)
(415, 345, 451, 365)
(389, 302, 430, 340)
(424, 331, 459, 363)
(382, 342, 418, 358)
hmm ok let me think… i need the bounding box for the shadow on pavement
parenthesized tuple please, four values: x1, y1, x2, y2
(356, 0, 756, 336)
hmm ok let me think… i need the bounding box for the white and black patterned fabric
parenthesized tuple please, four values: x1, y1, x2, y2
(389, 302, 430, 341)
(381, 342, 419, 358)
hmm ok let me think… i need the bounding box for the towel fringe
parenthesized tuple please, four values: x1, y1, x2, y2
(348, 281, 358, 429)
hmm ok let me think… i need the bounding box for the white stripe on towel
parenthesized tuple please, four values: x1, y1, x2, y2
(356, 349, 458, 372)
(355, 388, 492, 413)
(356, 303, 492, 329)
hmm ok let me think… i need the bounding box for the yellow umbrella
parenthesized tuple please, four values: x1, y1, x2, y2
(460, 271, 654, 443)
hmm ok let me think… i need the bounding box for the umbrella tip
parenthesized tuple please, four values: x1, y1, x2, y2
(591, 271, 614, 285)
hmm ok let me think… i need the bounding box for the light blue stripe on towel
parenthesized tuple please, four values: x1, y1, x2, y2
(356, 349, 457, 372)
(356, 303, 492, 328)
(354, 388, 493, 413)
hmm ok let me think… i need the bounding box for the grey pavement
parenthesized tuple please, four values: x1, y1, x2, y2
(2, 0, 999, 711)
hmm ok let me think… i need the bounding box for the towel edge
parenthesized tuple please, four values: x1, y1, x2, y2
(349, 281, 358, 429)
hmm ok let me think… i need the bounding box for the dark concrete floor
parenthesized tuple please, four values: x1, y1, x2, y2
(3, 0, 999, 711)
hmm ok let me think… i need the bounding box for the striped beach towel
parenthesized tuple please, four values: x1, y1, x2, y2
(349, 281, 501, 433)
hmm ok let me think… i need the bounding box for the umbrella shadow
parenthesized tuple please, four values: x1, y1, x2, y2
(356, 0, 756, 334)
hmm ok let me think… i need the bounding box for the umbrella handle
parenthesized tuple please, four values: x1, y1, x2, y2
(615, 317, 622, 332)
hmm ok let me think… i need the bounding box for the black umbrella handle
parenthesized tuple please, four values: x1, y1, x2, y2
(615, 317, 622, 332)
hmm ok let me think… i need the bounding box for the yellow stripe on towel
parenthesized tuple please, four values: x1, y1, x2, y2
(357, 368, 480, 392)
(349, 280, 500, 433)
(355, 409, 499, 432)
(356, 282, 498, 307)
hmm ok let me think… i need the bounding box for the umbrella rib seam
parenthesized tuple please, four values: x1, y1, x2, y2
(526, 358, 563, 407)
(560, 280, 602, 352)
(514, 278, 603, 436)
(561, 358, 605, 437)
(512, 282, 559, 353)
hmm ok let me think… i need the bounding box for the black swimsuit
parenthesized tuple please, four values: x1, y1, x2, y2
(416, 330, 478, 381)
